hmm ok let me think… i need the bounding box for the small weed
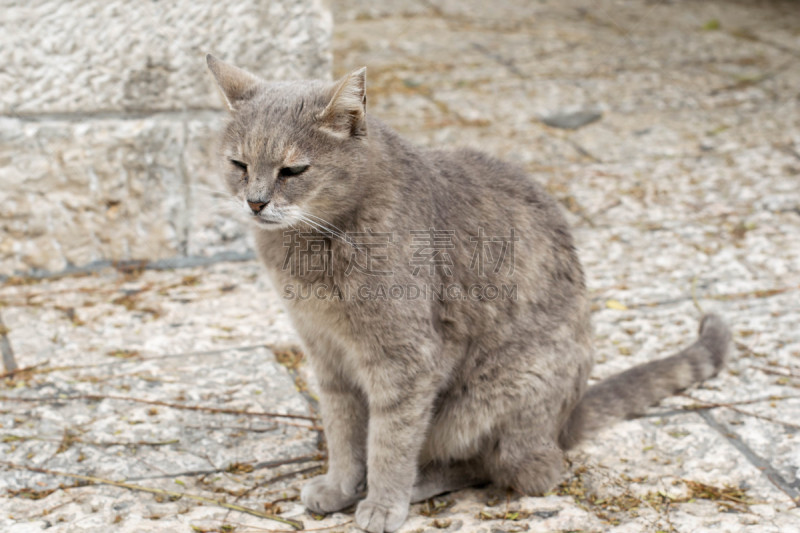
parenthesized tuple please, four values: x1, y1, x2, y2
(226, 462, 254, 474)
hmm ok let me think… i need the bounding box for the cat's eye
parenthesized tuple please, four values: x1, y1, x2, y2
(230, 159, 248, 182)
(279, 164, 310, 178)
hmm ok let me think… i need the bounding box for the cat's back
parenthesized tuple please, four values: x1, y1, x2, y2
(425, 146, 571, 242)
(424, 144, 588, 335)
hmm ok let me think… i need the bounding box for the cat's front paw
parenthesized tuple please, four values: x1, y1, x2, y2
(355, 499, 408, 533)
(301, 475, 361, 514)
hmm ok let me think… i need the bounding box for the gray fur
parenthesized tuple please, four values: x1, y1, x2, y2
(206, 56, 732, 533)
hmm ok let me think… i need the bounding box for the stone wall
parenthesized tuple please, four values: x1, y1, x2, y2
(0, 0, 332, 275)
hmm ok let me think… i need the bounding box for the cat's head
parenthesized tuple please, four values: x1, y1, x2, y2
(206, 55, 369, 231)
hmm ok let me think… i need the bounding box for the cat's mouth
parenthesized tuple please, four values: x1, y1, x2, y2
(245, 203, 301, 230)
(252, 215, 281, 227)
(243, 201, 287, 228)
(250, 212, 297, 230)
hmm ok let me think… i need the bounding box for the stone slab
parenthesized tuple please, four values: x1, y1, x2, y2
(0, 114, 256, 275)
(0, 0, 332, 276)
(1, 0, 331, 115)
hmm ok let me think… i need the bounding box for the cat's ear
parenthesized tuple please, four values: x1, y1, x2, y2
(206, 54, 261, 111)
(318, 67, 367, 138)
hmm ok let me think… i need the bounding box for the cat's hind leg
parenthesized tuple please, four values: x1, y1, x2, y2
(485, 433, 565, 495)
(411, 459, 488, 502)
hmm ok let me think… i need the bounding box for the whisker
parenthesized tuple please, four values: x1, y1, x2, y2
(302, 213, 349, 238)
(291, 214, 398, 278)
(297, 215, 341, 239)
(297, 214, 359, 250)
(307, 211, 398, 249)
(300, 212, 357, 243)
(302, 217, 349, 243)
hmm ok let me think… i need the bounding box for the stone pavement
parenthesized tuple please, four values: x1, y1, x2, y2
(2, 0, 799, 531)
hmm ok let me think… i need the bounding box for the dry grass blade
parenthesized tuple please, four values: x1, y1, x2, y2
(679, 393, 800, 410)
(0, 362, 48, 379)
(680, 393, 800, 430)
(683, 479, 752, 508)
(215, 518, 354, 532)
(0, 393, 319, 423)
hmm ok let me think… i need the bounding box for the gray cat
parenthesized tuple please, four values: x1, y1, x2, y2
(206, 56, 731, 533)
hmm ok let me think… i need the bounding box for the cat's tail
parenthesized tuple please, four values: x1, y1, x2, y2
(559, 313, 731, 450)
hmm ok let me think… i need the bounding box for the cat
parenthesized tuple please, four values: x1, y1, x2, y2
(206, 55, 731, 533)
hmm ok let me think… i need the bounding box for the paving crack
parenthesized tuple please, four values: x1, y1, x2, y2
(698, 409, 800, 505)
(5, 109, 224, 122)
(470, 42, 525, 78)
(0, 250, 256, 283)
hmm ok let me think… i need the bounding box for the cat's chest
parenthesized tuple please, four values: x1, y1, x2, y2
(272, 270, 367, 366)
(254, 229, 352, 313)
(254, 228, 421, 358)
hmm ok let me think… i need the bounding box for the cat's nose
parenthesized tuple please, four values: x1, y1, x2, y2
(247, 200, 267, 214)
